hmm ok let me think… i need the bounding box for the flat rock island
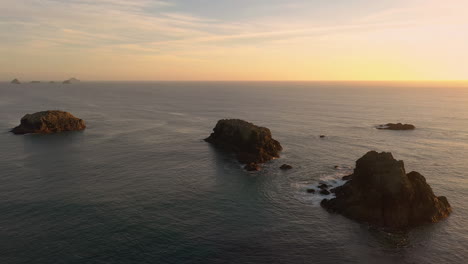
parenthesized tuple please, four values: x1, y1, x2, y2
(321, 151, 451, 230)
(376, 123, 415, 130)
(205, 119, 283, 171)
(11, 110, 86, 135)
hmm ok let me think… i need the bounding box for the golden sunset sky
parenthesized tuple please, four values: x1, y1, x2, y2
(1, 0, 467, 81)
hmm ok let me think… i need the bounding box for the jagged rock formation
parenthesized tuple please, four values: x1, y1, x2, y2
(205, 119, 282, 170)
(63, 78, 80, 84)
(11, 79, 21, 84)
(11, 110, 86, 135)
(321, 151, 451, 229)
(377, 123, 415, 130)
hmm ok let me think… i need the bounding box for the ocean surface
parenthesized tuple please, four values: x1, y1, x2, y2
(0, 81, 467, 264)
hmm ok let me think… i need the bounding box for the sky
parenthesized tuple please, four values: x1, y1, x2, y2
(0, 0, 467, 81)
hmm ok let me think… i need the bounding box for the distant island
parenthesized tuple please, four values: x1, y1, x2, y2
(9, 78, 80, 84)
(63, 78, 80, 84)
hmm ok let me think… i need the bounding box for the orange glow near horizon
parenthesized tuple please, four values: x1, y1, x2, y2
(1, 0, 467, 81)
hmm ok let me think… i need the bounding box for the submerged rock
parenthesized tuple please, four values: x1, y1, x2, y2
(307, 189, 316, 194)
(63, 77, 80, 84)
(280, 164, 293, 170)
(320, 189, 331, 195)
(341, 175, 352, 181)
(320, 135, 326, 138)
(376, 123, 415, 130)
(321, 151, 451, 230)
(205, 119, 282, 170)
(11, 79, 21, 84)
(11, 110, 86, 135)
(318, 183, 329, 190)
(245, 163, 261, 172)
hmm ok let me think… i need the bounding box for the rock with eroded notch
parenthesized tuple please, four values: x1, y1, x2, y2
(321, 151, 451, 229)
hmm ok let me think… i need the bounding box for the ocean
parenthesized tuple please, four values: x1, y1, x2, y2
(0, 81, 467, 263)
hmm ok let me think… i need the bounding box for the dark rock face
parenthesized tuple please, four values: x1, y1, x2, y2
(280, 164, 293, 170)
(11, 79, 21, 84)
(11, 111, 86, 135)
(321, 151, 451, 229)
(205, 119, 282, 170)
(377, 123, 415, 130)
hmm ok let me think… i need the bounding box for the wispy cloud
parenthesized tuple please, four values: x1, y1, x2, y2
(358, 0, 468, 24)
(0, 0, 467, 80)
(2, 0, 449, 54)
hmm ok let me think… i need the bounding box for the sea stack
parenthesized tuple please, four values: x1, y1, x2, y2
(205, 119, 282, 170)
(376, 123, 415, 130)
(11, 110, 86, 135)
(321, 151, 451, 229)
(63, 77, 80, 84)
(11, 79, 21, 84)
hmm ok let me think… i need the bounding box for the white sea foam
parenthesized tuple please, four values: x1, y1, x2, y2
(169, 112, 186, 116)
(294, 166, 352, 206)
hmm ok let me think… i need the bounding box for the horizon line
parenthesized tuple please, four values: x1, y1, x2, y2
(3, 79, 468, 82)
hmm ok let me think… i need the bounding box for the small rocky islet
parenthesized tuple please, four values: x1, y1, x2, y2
(205, 119, 283, 171)
(11, 78, 21, 84)
(321, 151, 451, 230)
(377, 123, 415, 130)
(11, 110, 86, 135)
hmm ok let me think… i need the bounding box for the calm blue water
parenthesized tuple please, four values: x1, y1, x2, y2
(0, 82, 467, 264)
